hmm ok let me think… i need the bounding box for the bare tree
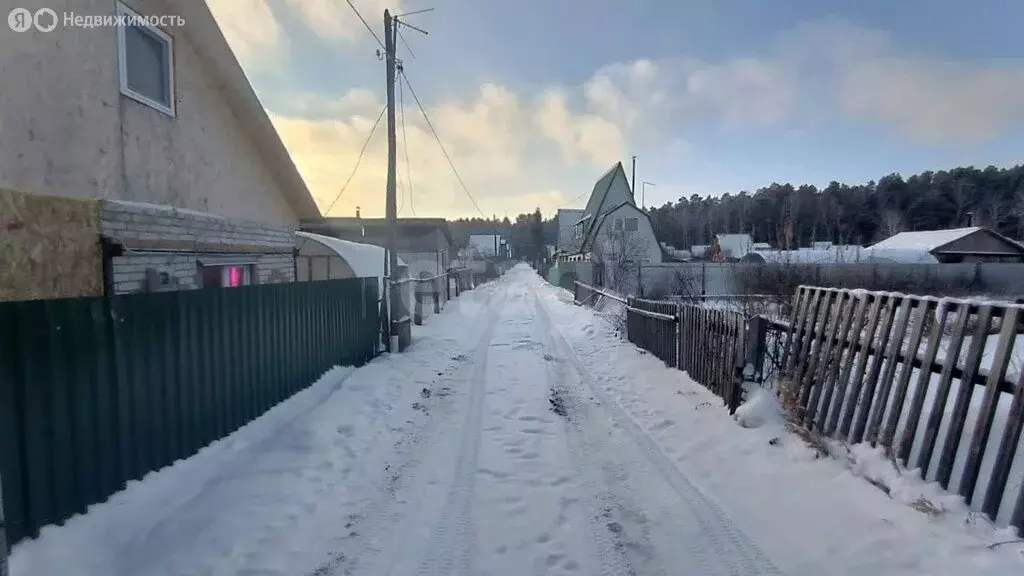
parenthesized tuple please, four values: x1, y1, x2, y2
(593, 228, 650, 295)
(878, 209, 905, 240)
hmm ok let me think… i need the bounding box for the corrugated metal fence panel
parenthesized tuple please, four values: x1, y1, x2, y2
(0, 278, 379, 546)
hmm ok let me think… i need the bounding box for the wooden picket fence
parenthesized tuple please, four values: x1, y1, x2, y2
(786, 285, 1024, 531)
(574, 282, 746, 412)
(679, 305, 746, 412)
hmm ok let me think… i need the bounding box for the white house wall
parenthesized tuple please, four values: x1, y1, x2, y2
(592, 206, 663, 265)
(0, 0, 300, 228)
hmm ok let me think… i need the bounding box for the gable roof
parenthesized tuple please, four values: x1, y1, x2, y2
(170, 0, 320, 218)
(579, 162, 635, 250)
(869, 227, 1024, 254)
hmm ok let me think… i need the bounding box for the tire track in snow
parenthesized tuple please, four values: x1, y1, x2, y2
(343, 284, 507, 576)
(412, 292, 500, 576)
(532, 287, 785, 576)
(308, 285, 506, 576)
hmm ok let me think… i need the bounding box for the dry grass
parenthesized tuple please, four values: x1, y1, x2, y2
(779, 376, 830, 458)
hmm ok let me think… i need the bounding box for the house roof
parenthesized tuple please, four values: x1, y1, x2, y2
(579, 162, 632, 247)
(300, 217, 454, 246)
(870, 227, 983, 252)
(169, 1, 320, 219)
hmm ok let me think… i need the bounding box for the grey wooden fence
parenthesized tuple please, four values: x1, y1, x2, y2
(679, 305, 746, 412)
(573, 281, 745, 412)
(786, 285, 1024, 531)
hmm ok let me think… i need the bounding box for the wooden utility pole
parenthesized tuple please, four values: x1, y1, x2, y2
(384, 9, 399, 350)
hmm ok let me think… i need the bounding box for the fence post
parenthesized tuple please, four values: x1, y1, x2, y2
(414, 293, 423, 325)
(1, 469, 7, 576)
(745, 315, 768, 383)
(675, 304, 682, 369)
(433, 287, 440, 313)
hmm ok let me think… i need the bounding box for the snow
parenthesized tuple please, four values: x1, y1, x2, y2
(10, 266, 1024, 576)
(717, 233, 754, 259)
(871, 227, 981, 252)
(747, 246, 938, 264)
(295, 231, 407, 295)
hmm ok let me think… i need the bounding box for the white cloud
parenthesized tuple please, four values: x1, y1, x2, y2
(685, 57, 796, 126)
(206, 0, 284, 71)
(839, 58, 1024, 144)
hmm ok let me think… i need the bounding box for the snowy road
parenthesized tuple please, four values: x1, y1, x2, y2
(10, 266, 1024, 576)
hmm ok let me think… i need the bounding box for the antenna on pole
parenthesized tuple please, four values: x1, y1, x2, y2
(642, 181, 655, 211)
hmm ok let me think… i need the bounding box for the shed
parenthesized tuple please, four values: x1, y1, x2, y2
(870, 227, 1024, 263)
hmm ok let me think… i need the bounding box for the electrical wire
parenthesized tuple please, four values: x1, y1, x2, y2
(399, 74, 416, 216)
(344, 0, 385, 49)
(323, 105, 386, 216)
(399, 69, 486, 218)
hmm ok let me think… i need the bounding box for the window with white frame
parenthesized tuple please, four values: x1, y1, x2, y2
(117, 2, 175, 116)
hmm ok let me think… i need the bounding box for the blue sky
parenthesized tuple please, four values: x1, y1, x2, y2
(209, 0, 1024, 217)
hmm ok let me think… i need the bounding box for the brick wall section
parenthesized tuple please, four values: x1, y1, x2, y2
(100, 200, 297, 295)
(100, 200, 295, 250)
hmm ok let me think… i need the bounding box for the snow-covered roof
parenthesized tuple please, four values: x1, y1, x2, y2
(752, 242, 770, 250)
(295, 231, 406, 278)
(716, 234, 753, 259)
(870, 227, 981, 252)
(690, 245, 709, 257)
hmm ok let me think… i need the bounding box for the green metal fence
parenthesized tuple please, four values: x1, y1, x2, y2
(0, 278, 379, 546)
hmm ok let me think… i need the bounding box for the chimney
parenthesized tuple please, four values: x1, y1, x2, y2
(356, 206, 361, 219)
(965, 211, 974, 227)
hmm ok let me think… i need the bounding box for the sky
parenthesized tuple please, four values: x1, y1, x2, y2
(207, 0, 1024, 219)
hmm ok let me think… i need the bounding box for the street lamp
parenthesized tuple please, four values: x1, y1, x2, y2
(642, 181, 655, 210)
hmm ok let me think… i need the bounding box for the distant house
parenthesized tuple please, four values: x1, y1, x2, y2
(301, 217, 454, 277)
(556, 208, 585, 252)
(870, 227, 1024, 263)
(710, 234, 754, 261)
(570, 163, 663, 263)
(467, 234, 508, 259)
(1, 1, 320, 300)
(690, 245, 710, 259)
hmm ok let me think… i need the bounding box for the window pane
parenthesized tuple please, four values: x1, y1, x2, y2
(125, 25, 169, 105)
(625, 217, 638, 232)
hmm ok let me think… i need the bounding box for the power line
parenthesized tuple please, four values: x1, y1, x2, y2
(345, 0, 384, 49)
(398, 74, 416, 216)
(396, 27, 416, 59)
(399, 68, 485, 218)
(323, 105, 386, 216)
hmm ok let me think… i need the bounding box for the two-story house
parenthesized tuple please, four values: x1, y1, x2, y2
(1, 0, 320, 301)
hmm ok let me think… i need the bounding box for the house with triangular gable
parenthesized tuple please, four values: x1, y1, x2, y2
(565, 162, 663, 289)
